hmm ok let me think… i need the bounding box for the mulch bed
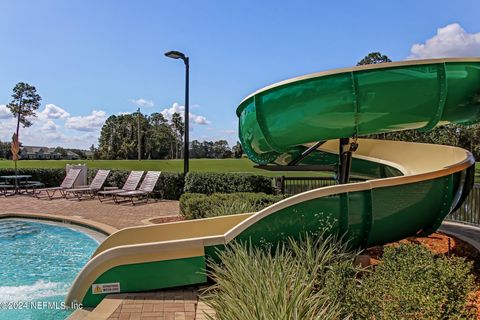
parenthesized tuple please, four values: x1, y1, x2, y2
(366, 232, 480, 318)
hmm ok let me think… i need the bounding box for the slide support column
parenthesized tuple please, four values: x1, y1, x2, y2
(338, 138, 358, 184)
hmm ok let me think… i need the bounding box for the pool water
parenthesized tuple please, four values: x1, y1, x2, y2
(0, 219, 99, 320)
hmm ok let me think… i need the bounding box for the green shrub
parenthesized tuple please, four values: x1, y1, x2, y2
(202, 235, 359, 320)
(0, 168, 65, 187)
(184, 172, 273, 195)
(157, 172, 184, 200)
(179, 192, 285, 219)
(327, 244, 476, 319)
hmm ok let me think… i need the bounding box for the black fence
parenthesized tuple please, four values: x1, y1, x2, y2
(447, 184, 480, 226)
(274, 177, 480, 227)
(274, 176, 363, 195)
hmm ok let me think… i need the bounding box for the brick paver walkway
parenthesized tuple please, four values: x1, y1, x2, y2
(0, 194, 179, 229)
(108, 288, 197, 320)
(104, 288, 216, 320)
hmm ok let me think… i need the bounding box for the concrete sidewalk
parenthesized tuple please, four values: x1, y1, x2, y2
(439, 220, 480, 252)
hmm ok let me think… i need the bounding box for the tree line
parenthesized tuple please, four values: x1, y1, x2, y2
(97, 111, 243, 160)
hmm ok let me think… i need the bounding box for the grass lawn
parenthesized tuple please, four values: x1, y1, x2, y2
(0, 158, 332, 177)
(2, 158, 477, 179)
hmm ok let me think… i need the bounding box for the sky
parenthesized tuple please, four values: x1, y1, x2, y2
(0, 0, 479, 149)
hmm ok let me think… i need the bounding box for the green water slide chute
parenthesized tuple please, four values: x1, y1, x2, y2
(237, 59, 480, 165)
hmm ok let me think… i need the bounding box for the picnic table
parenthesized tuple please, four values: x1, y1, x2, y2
(0, 175, 44, 195)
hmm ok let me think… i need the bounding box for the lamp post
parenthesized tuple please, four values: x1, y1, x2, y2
(165, 50, 189, 175)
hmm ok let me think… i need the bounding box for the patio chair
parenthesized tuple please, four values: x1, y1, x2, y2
(34, 168, 81, 200)
(97, 171, 144, 202)
(64, 169, 111, 200)
(114, 171, 161, 205)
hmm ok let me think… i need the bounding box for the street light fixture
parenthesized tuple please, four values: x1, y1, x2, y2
(165, 50, 190, 175)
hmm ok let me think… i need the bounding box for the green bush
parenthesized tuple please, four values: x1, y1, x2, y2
(0, 168, 65, 187)
(157, 172, 184, 200)
(184, 172, 273, 195)
(202, 235, 359, 320)
(179, 192, 285, 219)
(326, 244, 475, 319)
(88, 169, 184, 200)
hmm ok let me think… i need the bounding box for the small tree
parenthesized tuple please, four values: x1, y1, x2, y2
(54, 146, 68, 157)
(171, 112, 185, 159)
(6, 82, 41, 180)
(232, 141, 243, 158)
(357, 52, 392, 66)
(7, 82, 42, 134)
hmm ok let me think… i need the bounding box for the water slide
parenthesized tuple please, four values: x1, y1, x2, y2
(67, 58, 480, 307)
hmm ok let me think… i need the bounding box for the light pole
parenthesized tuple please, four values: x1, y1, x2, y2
(165, 50, 189, 175)
(137, 107, 141, 161)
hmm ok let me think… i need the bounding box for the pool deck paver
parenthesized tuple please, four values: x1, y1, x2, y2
(103, 288, 210, 320)
(0, 194, 179, 229)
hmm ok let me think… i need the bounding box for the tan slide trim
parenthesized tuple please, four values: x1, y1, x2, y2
(92, 213, 253, 257)
(224, 139, 473, 241)
(66, 239, 205, 306)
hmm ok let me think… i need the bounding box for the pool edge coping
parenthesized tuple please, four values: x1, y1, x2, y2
(0, 212, 118, 236)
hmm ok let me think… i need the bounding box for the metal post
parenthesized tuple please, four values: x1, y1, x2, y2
(184, 57, 190, 175)
(164, 50, 190, 175)
(339, 138, 353, 184)
(137, 107, 141, 161)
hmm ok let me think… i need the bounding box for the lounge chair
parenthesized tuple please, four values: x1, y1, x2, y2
(64, 169, 110, 200)
(97, 171, 144, 202)
(35, 169, 81, 200)
(114, 171, 161, 205)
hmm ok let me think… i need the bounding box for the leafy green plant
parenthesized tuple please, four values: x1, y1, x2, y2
(333, 244, 475, 319)
(202, 235, 360, 320)
(179, 192, 285, 219)
(184, 172, 273, 195)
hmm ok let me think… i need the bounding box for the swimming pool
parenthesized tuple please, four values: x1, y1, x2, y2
(0, 219, 99, 320)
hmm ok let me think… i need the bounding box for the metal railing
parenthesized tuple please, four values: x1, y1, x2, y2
(447, 184, 480, 226)
(274, 176, 363, 195)
(274, 177, 480, 227)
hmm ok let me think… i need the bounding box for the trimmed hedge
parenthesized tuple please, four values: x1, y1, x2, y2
(87, 169, 184, 200)
(0, 168, 184, 199)
(1, 169, 272, 200)
(0, 168, 65, 187)
(179, 192, 284, 219)
(184, 172, 273, 195)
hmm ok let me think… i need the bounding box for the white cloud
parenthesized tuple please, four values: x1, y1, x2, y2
(0, 105, 104, 149)
(408, 23, 480, 59)
(65, 110, 108, 132)
(222, 129, 236, 134)
(129, 98, 154, 108)
(41, 120, 57, 132)
(39, 104, 70, 119)
(160, 102, 211, 125)
(191, 114, 210, 125)
(0, 105, 13, 119)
